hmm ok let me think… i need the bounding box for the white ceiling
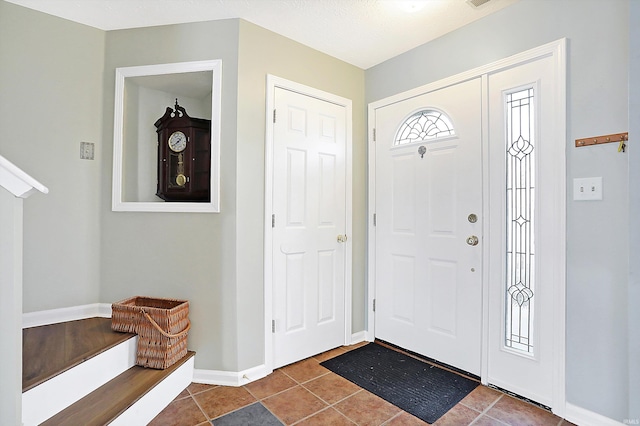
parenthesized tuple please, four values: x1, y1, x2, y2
(6, 0, 519, 69)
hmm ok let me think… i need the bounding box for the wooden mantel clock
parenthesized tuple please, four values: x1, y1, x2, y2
(154, 99, 211, 202)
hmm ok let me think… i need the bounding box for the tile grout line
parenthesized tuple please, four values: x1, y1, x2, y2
(290, 378, 364, 424)
(289, 405, 357, 426)
(243, 370, 329, 426)
(380, 410, 411, 425)
(289, 384, 366, 425)
(279, 365, 326, 385)
(259, 400, 288, 426)
(299, 376, 362, 406)
(188, 393, 212, 424)
(467, 394, 509, 426)
(192, 384, 262, 424)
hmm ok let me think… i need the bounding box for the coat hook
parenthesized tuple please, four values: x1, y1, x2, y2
(575, 132, 628, 148)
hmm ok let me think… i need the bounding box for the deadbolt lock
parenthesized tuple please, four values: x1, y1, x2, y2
(468, 213, 478, 223)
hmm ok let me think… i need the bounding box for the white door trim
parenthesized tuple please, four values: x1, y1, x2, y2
(264, 75, 353, 372)
(367, 39, 566, 415)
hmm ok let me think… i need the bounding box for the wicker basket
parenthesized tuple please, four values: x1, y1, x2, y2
(111, 296, 190, 369)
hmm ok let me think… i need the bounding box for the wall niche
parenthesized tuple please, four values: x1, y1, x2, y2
(112, 60, 221, 213)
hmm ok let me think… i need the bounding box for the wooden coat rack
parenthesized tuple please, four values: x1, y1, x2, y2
(575, 132, 628, 152)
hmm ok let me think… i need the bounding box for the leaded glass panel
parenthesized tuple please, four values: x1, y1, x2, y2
(395, 110, 454, 145)
(505, 87, 535, 355)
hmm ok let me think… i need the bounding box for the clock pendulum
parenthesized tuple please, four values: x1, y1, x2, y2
(176, 153, 186, 187)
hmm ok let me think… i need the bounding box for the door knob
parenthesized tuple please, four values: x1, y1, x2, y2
(337, 234, 348, 243)
(466, 235, 479, 246)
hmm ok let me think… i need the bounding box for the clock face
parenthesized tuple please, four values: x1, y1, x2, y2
(168, 131, 187, 152)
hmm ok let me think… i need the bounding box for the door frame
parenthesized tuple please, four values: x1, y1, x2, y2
(264, 74, 353, 372)
(367, 39, 566, 415)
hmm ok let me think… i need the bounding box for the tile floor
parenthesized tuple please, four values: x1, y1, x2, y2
(149, 343, 575, 426)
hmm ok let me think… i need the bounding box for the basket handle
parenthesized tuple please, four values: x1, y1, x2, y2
(140, 309, 191, 338)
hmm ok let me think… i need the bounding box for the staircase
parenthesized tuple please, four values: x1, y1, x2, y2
(22, 317, 194, 425)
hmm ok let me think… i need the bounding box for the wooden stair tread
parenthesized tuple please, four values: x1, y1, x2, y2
(40, 351, 195, 426)
(23, 317, 136, 392)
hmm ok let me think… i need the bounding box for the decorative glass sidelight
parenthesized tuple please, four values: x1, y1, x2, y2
(505, 87, 536, 354)
(395, 109, 454, 145)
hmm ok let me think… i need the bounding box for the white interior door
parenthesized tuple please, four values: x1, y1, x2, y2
(374, 78, 483, 375)
(487, 53, 564, 408)
(271, 87, 348, 368)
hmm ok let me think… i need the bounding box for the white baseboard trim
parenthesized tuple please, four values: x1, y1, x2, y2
(565, 403, 625, 426)
(193, 364, 270, 387)
(193, 333, 372, 388)
(350, 330, 368, 345)
(357, 329, 376, 344)
(23, 303, 112, 328)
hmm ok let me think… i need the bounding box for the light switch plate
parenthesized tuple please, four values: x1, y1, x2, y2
(80, 142, 94, 160)
(573, 177, 602, 201)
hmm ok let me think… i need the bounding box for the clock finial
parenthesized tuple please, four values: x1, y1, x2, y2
(173, 98, 186, 118)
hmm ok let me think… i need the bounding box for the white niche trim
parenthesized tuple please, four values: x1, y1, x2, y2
(112, 60, 222, 213)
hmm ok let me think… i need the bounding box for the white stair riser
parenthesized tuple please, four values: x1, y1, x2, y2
(22, 337, 137, 426)
(111, 356, 195, 425)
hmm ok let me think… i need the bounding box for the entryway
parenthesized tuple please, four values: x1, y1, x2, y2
(368, 40, 566, 414)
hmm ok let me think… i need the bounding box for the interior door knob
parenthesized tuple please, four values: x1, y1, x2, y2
(466, 235, 479, 246)
(337, 234, 348, 243)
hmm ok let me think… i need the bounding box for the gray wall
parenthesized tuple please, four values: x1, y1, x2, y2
(628, 1, 639, 420)
(100, 18, 365, 372)
(100, 19, 242, 371)
(236, 20, 365, 369)
(2, 0, 366, 374)
(0, 1, 105, 312)
(366, 0, 630, 421)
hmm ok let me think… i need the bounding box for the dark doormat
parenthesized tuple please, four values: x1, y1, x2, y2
(320, 343, 478, 424)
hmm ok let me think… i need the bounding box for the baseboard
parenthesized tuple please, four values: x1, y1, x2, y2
(356, 329, 376, 344)
(193, 364, 270, 387)
(23, 307, 368, 391)
(194, 334, 369, 387)
(565, 403, 625, 426)
(23, 303, 112, 328)
(350, 330, 368, 345)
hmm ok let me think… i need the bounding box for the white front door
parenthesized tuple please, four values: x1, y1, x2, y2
(271, 86, 348, 368)
(373, 78, 483, 375)
(486, 52, 564, 408)
(368, 40, 565, 413)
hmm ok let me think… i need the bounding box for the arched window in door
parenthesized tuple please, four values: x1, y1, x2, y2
(395, 109, 455, 145)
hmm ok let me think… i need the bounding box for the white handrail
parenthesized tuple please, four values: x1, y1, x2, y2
(0, 154, 48, 198)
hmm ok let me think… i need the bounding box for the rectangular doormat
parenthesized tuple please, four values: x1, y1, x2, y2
(320, 343, 478, 424)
